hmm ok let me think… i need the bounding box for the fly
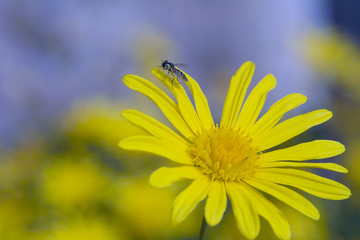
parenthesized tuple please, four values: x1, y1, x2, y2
(160, 60, 188, 84)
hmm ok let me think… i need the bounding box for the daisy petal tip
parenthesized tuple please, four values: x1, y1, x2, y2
(118, 139, 126, 149)
(204, 181, 227, 227)
(151, 69, 161, 79)
(247, 61, 255, 69)
(151, 67, 162, 76)
(265, 73, 277, 88)
(122, 74, 134, 82)
(290, 93, 308, 105)
(328, 110, 334, 118)
(171, 209, 184, 226)
(339, 190, 352, 200)
(338, 143, 346, 154)
(237, 61, 255, 73)
(327, 181, 351, 200)
(338, 165, 348, 173)
(323, 109, 333, 119)
(117, 137, 137, 150)
(267, 73, 276, 80)
(149, 174, 163, 188)
(120, 109, 129, 118)
(204, 218, 217, 227)
(310, 109, 333, 123)
(152, 67, 173, 85)
(345, 188, 352, 197)
(204, 210, 224, 227)
(244, 60, 254, 65)
(325, 140, 347, 157)
(300, 94, 308, 104)
(309, 207, 320, 221)
(148, 167, 171, 188)
(245, 229, 260, 240)
(120, 109, 138, 120)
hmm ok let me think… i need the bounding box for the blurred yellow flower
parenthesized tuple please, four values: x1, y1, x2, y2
(281, 203, 328, 240)
(115, 177, 198, 239)
(301, 29, 360, 96)
(345, 140, 360, 191)
(120, 62, 350, 239)
(132, 29, 172, 79)
(62, 98, 145, 148)
(0, 197, 34, 240)
(0, 143, 45, 190)
(40, 158, 107, 208)
(46, 218, 123, 240)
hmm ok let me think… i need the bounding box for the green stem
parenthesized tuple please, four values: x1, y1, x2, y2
(199, 216, 208, 240)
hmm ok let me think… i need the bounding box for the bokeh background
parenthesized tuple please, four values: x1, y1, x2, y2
(0, 0, 359, 239)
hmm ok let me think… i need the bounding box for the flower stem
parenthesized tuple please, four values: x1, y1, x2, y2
(199, 216, 208, 240)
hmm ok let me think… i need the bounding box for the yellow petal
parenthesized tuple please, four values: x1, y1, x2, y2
(121, 109, 189, 146)
(259, 162, 348, 173)
(151, 68, 177, 95)
(119, 136, 191, 165)
(260, 140, 345, 162)
(220, 62, 255, 129)
(205, 180, 227, 226)
(251, 93, 307, 139)
(172, 176, 211, 225)
(149, 166, 202, 188)
(255, 109, 333, 151)
(254, 168, 351, 200)
(235, 74, 276, 132)
(152, 68, 203, 134)
(153, 66, 209, 134)
(183, 72, 214, 130)
(247, 178, 320, 220)
(226, 182, 260, 239)
(241, 183, 291, 240)
(123, 74, 194, 139)
(173, 83, 203, 134)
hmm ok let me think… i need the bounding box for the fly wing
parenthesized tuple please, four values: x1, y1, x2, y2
(174, 63, 188, 68)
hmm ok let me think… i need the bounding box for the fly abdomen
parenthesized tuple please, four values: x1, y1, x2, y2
(174, 69, 188, 82)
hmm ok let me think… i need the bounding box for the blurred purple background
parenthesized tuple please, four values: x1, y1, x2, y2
(0, 0, 335, 147)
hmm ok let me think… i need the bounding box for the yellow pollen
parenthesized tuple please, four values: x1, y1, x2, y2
(190, 126, 260, 182)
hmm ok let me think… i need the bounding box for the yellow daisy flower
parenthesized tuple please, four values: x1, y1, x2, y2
(119, 62, 351, 239)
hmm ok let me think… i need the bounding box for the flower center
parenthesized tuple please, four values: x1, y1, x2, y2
(189, 126, 260, 182)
